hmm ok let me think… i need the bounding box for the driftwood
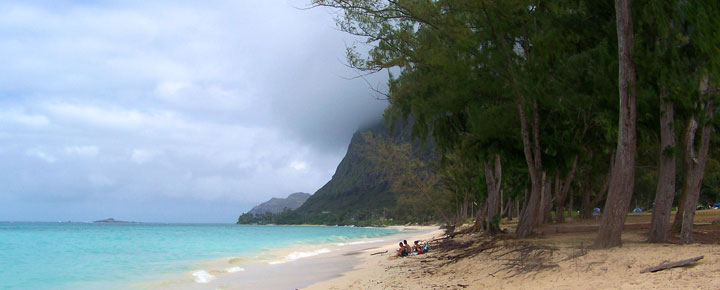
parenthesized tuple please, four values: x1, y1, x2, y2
(371, 250, 388, 256)
(640, 256, 703, 273)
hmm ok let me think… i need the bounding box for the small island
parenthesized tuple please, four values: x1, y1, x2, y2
(93, 218, 135, 223)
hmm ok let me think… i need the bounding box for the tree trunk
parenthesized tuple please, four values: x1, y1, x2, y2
(580, 172, 594, 219)
(500, 189, 505, 217)
(568, 191, 574, 218)
(538, 177, 553, 225)
(500, 191, 511, 219)
(518, 171, 544, 238)
(474, 202, 488, 232)
(552, 175, 561, 223)
(648, 91, 676, 243)
(486, 5, 544, 238)
(555, 156, 579, 223)
(671, 185, 687, 233)
(544, 179, 554, 224)
(556, 176, 565, 223)
(595, 0, 637, 248)
(515, 98, 544, 238)
(458, 190, 470, 223)
(581, 167, 613, 219)
(678, 116, 699, 242)
(581, 189, 592, 219)
(672, 109, 704, 234)
(485, 155, 502, 223)
(680, 99, 714, 244)
(505, 196, 513, 221)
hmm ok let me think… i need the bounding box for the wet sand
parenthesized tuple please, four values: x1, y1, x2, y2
(136, 226, 440, 290)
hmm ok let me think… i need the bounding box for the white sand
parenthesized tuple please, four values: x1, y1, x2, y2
(303, 228, 720, 290)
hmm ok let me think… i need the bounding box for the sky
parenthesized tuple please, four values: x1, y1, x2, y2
(0, 0, 389, 223)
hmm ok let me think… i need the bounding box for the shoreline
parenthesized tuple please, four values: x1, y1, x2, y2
(135, 225, 441, 289)
(303, 226, 444, 290)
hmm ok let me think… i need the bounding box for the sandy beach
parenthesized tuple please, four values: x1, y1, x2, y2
(304, 214, 720, 290)
(135, 226, 440, 290)
(128, 213, 720, 290)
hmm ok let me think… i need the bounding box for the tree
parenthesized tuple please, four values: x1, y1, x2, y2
(674, 0, 720, 244)
(595, 0, 638, 248)
(360, 131, 452, 225)
(678, 82, 715, 244)
(638, 0, 684, 243)
(309, 0, 717, 243)
(312, 0, 617, 237)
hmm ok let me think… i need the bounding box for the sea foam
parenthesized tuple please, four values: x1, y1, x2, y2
(336, 239, 384, 246)
(192, 270, 216, 283)
(269, 248, 332, 265)
(226, 266, 245, 273)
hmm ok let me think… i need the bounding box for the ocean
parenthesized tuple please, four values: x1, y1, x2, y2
(0, 222, 399, 289)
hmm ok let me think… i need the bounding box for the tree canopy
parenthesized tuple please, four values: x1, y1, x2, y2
(301, 0, 720, 247)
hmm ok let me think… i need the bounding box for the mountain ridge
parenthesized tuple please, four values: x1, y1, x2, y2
(288, 119, 435, 224)
(247, 192, 311, 215)
(237, 119, 435, 225)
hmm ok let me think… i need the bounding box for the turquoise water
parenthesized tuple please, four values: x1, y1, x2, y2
(0, 222, 397, 289)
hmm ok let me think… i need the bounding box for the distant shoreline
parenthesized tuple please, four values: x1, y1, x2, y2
(93, 218, 137, 223)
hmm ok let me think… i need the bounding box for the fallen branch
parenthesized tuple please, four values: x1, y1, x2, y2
(640, 256, 703, 273)
(371, 250, 388, 256)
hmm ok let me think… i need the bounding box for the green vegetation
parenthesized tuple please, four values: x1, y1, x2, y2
(312, 0, 719, 245)
(240, 0, 720, 247)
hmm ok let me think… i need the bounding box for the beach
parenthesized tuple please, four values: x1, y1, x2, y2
(6, 220, 719, 289)
(133, 226, 441, 290)
(303, 215, 720, 290)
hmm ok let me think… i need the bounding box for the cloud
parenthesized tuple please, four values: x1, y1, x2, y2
(130, 149, 158, 164)
(0, 0, 389, 222)
(0, 109, 50, 128)
(64, 146, 99, 157)
(154, 81, 262, 114)
(88, 174, 115, 187)
(290, 161, 308, 171)
(25, 149, 56, 163)
(44, 103, 183, 131)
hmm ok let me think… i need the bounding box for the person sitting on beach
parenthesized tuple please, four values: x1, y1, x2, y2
(403, 240, 413, 255)
(413, 240, 424, 254)
(396, 242, 408, 257)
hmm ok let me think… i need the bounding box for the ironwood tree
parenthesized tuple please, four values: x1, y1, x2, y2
(310, 0, 718, 244)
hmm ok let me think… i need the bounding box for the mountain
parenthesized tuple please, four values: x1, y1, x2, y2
(247, 192, 311, 215)
(287, 119, 435, 225)
(236, 119, 435, 225)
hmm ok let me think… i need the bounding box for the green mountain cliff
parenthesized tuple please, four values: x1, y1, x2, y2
(238, 119, 435, 225)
